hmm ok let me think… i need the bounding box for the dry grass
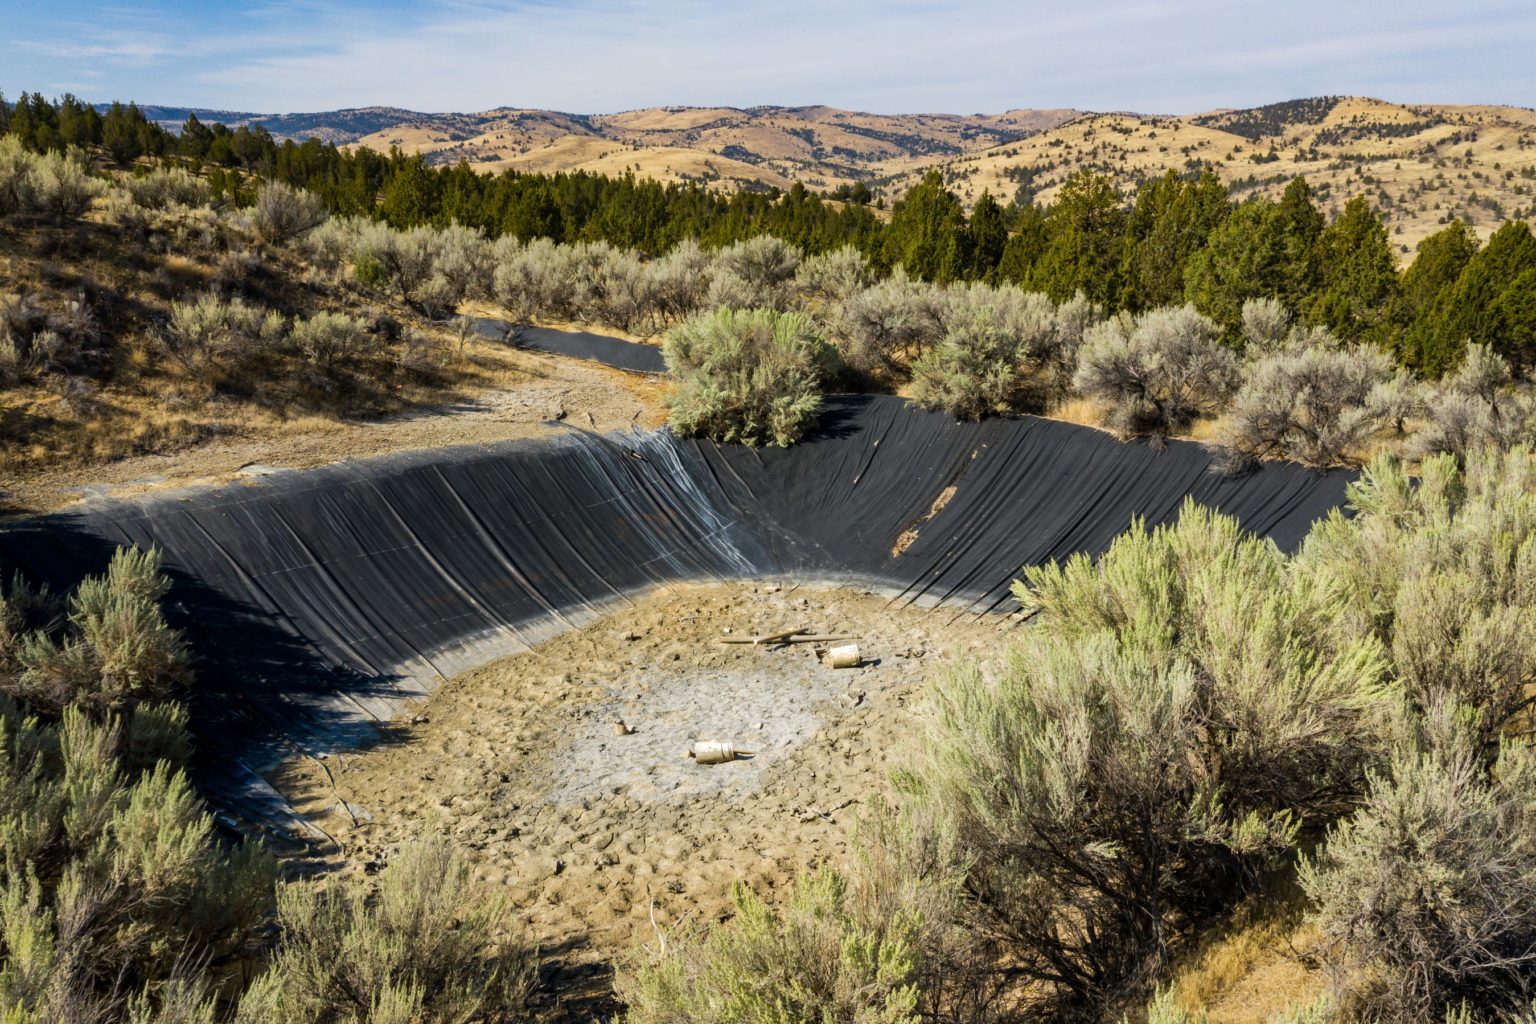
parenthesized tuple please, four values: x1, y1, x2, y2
(889, 97, 1536, 259)
(890, 483, 957, 556)
(1167, 881, 1326, 1023)
(0, 205, 671, 513)
(1183, 413, 1227, 444)
(494, 136, 797, 192)
(1043, 395, 1111, 431)
(345, 105, 1080, 191)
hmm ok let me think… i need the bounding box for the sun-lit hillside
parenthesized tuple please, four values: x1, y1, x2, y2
(342, 104, 1079, 190)
(498, 133, 800, 191)
(895, 96, 1536, 255)
(334, 97, 1536, 256)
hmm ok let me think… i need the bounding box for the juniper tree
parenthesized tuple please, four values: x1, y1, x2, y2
(1393, 220, 1479, 374)
(1418, 222, 1536, 374)
(882, 170, 969, 284)
(1026, 172, 1126, 307)
(1308, 196, 1399, 343)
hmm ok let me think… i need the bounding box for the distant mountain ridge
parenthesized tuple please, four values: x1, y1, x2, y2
(104, 102, 1085, 188)
(97, 104, 431, 144)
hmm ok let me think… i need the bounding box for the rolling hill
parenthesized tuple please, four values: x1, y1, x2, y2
(123, 102, 1081, 191)
(894, 96, 1536, 255)
(342, 104, 1082, 191)
(135, 96, 1536, 254)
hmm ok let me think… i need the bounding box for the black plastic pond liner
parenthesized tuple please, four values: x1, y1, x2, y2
(471, 319, 667, 374)
(0, 395, 1351, 834)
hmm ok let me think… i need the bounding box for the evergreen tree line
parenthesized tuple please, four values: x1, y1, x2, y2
(2, 88, 1533, 376)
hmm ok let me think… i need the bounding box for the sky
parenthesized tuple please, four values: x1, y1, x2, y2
(3, 0, 1534, 116)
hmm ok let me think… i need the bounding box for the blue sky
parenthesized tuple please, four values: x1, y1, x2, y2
(3, 0, 1534, 115)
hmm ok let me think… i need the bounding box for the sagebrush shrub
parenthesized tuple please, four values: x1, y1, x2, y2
(619, 869, 921, 1024)
(251, 180, 328, 245)
(0, 141, 102, 223)
(833, 269, 947, 378)
(909, 306, 1026, 420)
(124, 167, 211, 211)
(1239, 297, 1292, 354)
(664, 307, 834, 446)
(797, 245, 875, 308)
(706, 236, 801, 311)
(1224, 338, 1409, 467)
(0, 137, 38, 217)
(644, 238, 712, 327)
(0, 548, 274, 1023)
(1414, 343, 1536, 459)
(492, 236, 577, 324)
(899, 504, 1396, 1012)
(236, 842, 533, 1024)
(289, 311, 372, 372)
(566, 240, 654, 331)
(11, 547, 190, 712)
(1297, 449, 1536, 752)
(28, 148, 102, 223)
(1302, 707, 1536, 1022)
(341, 221, 445, 315)
(0, 291, 100, 385)
(1074, 305, 1239, 436)
(420, 222, 493, 314)
(163, 293, 285, 389)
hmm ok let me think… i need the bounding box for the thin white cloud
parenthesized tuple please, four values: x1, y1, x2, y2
(15, 35, 177, 63)
(3, 0, 1533, 113)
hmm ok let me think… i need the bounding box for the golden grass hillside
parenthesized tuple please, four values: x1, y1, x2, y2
(345, 104, 1081, 190)
(891, 96, 1536, 256)
(340, 96, 1536, 255)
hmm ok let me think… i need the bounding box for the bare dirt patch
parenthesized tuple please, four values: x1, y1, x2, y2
(272, 582, 1011, 1017)
(2, 346, 667, 514)
(891, 483, 958, 557)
